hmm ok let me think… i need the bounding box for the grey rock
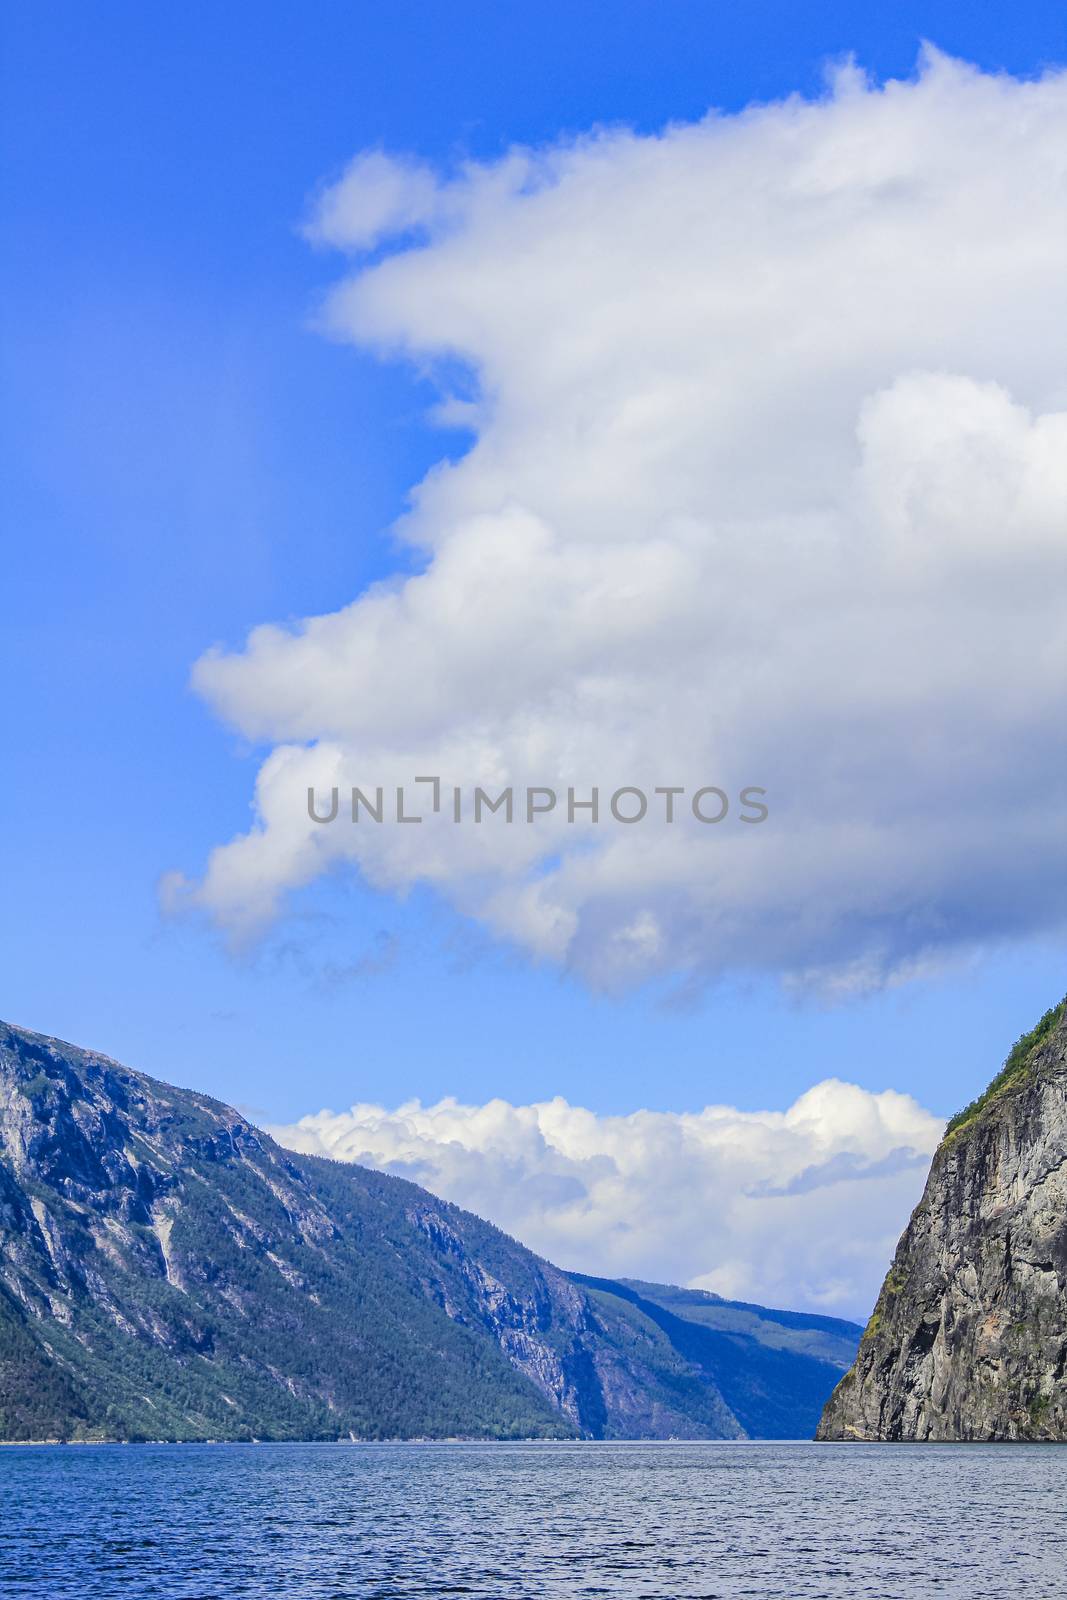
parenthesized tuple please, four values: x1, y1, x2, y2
(818, 997, 1067, 1441)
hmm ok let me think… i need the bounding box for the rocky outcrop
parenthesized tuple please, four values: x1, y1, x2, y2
(818, 997, 1067, 1441)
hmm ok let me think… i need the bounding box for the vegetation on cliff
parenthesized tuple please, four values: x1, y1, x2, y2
(945, 994, 1066, 1136)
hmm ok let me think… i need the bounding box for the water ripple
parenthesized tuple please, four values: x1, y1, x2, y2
(1, 1440, 1065, 1598)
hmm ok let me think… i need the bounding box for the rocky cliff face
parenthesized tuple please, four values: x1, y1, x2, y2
(818, 997, 1067, 1441)
(0, 1019, 853, 1442)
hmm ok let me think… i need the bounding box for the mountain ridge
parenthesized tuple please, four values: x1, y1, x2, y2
(0, 1018, 856, 1442)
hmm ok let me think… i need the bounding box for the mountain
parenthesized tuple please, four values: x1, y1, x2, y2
(818, 996, 1067, 1442)
(570, 1275, 861, 1440)
(0, 1019, 857, 1442)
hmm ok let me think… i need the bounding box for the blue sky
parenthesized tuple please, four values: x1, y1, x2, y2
(3, 0, 1065, 1136)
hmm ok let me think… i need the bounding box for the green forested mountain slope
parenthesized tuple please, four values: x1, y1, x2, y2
(0, 1020, 854, 1441)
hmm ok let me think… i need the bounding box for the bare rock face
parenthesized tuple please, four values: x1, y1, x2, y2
(818, 998, 1067, 1441)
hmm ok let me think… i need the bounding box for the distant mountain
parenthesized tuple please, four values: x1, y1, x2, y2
(570, 1276, 860, 1440)
(819, 996, 1067, 1441)
(0, 1020, 858, 1442)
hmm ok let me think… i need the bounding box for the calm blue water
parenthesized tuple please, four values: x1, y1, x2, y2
(2, 1440, 1065, 1598)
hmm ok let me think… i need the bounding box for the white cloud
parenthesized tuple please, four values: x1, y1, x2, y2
(177, 51, 1067, 992)
(303, 150, 442, 251)
(269, 1079, 944, 1319)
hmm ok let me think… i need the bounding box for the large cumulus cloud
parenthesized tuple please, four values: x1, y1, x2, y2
(270, 1079, 944, 1318)
(174, 51, 1067, 992)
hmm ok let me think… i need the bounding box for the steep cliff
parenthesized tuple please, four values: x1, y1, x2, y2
(818, 996, 1067, 1441)
(0, 1019, 855, 1441)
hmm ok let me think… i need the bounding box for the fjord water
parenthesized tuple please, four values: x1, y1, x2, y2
(3, 1441, 1065, 1598)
